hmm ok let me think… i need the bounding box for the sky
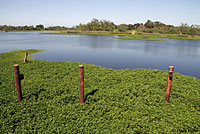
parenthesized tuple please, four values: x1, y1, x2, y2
(0, 0, 200, 27)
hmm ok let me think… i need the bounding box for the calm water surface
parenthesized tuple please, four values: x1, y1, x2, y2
(0, 31, 200, 78)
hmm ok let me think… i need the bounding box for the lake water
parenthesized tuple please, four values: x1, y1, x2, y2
(0, 31, 200, 78)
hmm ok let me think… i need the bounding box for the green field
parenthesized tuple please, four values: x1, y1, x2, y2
(0, 50, 200, 133)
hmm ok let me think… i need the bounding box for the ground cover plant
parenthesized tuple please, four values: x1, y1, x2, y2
(0, 50, 200, 133)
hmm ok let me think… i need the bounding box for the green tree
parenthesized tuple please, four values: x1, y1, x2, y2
(144, 20, 154, 28)
(35, 24, 44, 30)
(28, 25, 34, 31)
(117, 24, 128, 32)
(100, 19, 116, 31)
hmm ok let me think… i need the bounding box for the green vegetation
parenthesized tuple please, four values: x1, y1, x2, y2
(140, 20, 200, 35)
(138, 33, 200, 40)
(42, 30, 200, 41)
(74, 19, 200, 36)
(113, 36, 165, 41)
(1, 19, 200, 37)
(41, 31, 128, 36)
(38, 19, 200, 41)
(41, 31, 165, 41)
(0, 24, 71, 32)
(0, 50, 200, 133)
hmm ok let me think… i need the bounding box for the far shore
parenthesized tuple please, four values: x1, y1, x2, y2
(0, 30, 58, 32)
(1, 30, 200, 41)
(41, 30, 200, 41)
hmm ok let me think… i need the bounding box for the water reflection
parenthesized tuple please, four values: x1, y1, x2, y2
(0, 32, 200, 78)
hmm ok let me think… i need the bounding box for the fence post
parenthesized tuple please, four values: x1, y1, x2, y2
(14, 64, 24, 102)
(79, 65, 84, 105)
(165, 66, 174, 102)
(24, 52, 28, 63)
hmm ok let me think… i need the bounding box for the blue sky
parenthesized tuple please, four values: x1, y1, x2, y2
(0, 0, 200, 27)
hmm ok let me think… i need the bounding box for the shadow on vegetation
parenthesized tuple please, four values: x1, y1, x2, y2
(196, 106, 200, 111)
(84, 89, 99, 102)
(25, 88, 46, 102)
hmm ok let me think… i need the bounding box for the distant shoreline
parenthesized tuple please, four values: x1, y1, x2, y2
(1, 30, 200, 41)
(41, 30, 200, 41)
(0, 30, 58, 32)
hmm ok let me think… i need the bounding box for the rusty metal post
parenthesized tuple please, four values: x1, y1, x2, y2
(165, 66, 174, 102)
(79, 65, 84, 105)
(14, 64, 24, 102)
(24, 52, 28, 63)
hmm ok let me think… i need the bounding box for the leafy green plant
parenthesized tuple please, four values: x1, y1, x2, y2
(0, 50, 199, 133)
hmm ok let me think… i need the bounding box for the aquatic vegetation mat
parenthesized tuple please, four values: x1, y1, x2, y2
(0, 50, 199, 133)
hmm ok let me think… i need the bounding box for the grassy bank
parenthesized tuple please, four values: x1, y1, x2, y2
(41, 31, 163, 41)
(0, 50, 200, 133)
(138, 32, 200, 40)
(41, 30, 200, 41)
(41, 30, 128, 36)
(113, 36, 165, 41)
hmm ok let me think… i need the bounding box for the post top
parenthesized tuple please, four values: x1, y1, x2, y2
(14, 64, 19, 67)
(169, 66, 174, 70)
(79, 65, 84, 67)
(169, 66, 174, 72)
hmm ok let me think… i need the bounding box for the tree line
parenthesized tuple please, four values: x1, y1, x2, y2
(139, 20, 200, 35)
(75, 19, 200, 35)
(0, 24, 71, 32)
(1, 19, 200, 35)
(75, 19, 142, 32)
